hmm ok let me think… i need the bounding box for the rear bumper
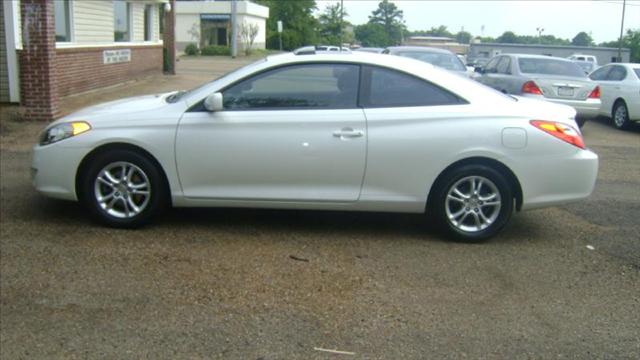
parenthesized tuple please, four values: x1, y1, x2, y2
(523, 95, 601, 118)
(519, 148, 599, 210)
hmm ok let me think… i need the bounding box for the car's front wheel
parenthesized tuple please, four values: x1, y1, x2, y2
(431, 164, 514, 242)
(612, 101, 630, 130)
(81, 149, 167, 228)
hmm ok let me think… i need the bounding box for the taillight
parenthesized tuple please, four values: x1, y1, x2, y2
(530, 120, 585, 149)
(588, 86, 600, 99)
(522, 81, 543, 95)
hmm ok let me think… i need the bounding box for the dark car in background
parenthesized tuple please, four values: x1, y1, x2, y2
(383, 46, 471, 77)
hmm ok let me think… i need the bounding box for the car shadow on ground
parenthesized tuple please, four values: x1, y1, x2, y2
(25, 194, 541, 245)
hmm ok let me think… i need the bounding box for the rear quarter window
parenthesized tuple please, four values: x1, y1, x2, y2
(361, 66, 466, 108)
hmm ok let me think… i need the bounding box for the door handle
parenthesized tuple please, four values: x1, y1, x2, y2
(333, 128, 364, 138)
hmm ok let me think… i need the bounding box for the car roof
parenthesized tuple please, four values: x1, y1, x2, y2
(505, 54, 575, 62)
(385, 46, 455, 55)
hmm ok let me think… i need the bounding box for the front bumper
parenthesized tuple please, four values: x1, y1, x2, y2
(31, 143, 90, 201)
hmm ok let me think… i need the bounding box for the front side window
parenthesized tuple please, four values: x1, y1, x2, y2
(484, 57, 501, 73)
(114, 1, 131, 42)
(496, 57, 511, 74)
(589, 66, 610, 81)
(223, 64, 360, 110)
(54, 0, 71, 42)
(361, 66, 463, 108)
(606, 66, 627, 81)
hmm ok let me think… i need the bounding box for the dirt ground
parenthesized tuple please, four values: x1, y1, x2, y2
(1, 56, 639, 359)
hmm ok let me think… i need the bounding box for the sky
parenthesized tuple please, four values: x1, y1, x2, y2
(315, 0, 640, 43)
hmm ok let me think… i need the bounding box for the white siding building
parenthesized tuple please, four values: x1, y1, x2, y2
(175, 0, 268, 52)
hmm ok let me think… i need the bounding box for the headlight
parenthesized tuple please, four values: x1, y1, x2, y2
(39, 121, 91, 146)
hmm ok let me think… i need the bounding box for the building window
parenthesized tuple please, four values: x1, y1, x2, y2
(144, 5, 153, 41)
(54, 0, 71, 42)
(114, 1, 131, 42)
(158, 4, 165, 40)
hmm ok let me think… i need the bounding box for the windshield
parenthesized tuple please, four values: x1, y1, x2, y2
(518, 58, 586, 77)
(396, 51, 467, 71)
(166, 58, 268, 103)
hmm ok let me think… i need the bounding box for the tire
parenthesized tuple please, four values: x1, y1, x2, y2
(612, 101, 630, 130)
(430, 164, 514, 242)
(80, 149, 168, 228)
(575, 117, 586, 128)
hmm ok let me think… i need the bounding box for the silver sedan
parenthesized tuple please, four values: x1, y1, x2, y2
(475, 54, 601, 127)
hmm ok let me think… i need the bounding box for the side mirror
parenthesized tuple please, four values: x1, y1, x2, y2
(204, 92, 223, 112)
(474, 66, 484, 74)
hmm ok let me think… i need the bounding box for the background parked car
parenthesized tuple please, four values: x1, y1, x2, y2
(589, 63, 640, 130)
(568, 54, 598, 66)
(383, 46, 471, 78)
(355, 47, 384, 54)
(475, 54, 601, 127)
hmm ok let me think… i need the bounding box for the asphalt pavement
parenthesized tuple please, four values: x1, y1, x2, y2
(1, 57, 638, 359)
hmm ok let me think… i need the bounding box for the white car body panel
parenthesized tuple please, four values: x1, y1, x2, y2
(32, 52, 598, 216)
(592, 63, 640, 121)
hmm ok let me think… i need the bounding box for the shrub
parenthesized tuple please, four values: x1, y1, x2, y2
(200, 45, 231, 56)
(184, 43, 199, 56)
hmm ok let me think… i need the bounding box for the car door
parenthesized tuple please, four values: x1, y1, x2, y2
(175, 63, 367, 202)
(492, 56, 516, 93)
(476, 56, 501, 89)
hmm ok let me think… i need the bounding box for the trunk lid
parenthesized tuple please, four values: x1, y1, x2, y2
(530, 75, 596, 100)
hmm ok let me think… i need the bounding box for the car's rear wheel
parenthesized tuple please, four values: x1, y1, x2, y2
(431, 164, 513, 242)
(612, 101, 630, 130)
(575, 117, 586, 128)
(81, 149, 167, 228)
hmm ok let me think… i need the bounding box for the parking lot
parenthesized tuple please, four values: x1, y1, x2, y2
(1, 56, 639, 358)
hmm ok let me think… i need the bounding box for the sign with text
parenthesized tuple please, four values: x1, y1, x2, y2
(103, 49, 131, 64)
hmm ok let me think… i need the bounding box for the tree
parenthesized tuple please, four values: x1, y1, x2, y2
(496, 31, 518, 43)
(318, 2, 350, 45)
(368, 0, 405, 45)
(455, 31, 472, 44)
(254, 0, 319, 50)
(239, 21, 259, 55)
(572, 32, 594, 46)
(354, 23, 392, 47)
(600, 29, 640, 62)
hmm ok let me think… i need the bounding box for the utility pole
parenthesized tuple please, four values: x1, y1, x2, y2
(536, 27, 544, 44)
(617, 0, 626, 62)
(339, 0, 343, 50)
(231, 0, 238, 58)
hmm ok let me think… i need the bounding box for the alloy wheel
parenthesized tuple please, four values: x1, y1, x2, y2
(93, 161, 151, 219)
(445, 175, 502, 233)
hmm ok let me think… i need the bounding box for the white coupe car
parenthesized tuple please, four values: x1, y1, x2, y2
(32, 51, 598, 242)
(588, 63, 640, 129)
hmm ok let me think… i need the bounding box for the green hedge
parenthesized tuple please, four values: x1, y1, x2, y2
(184, 43, 199, 56)
(200, 45, 230, 56)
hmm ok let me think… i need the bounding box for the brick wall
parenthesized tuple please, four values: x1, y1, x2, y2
(55, 46, 163, 97)
(19, 0, 59, 121)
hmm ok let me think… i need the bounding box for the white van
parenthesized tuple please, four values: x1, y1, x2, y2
(568, 54, 598, 66)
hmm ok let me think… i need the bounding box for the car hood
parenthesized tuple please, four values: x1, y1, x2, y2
(61, 92, 177, 121)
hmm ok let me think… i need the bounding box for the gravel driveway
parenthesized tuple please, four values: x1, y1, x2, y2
(1, 56, 639, 359)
